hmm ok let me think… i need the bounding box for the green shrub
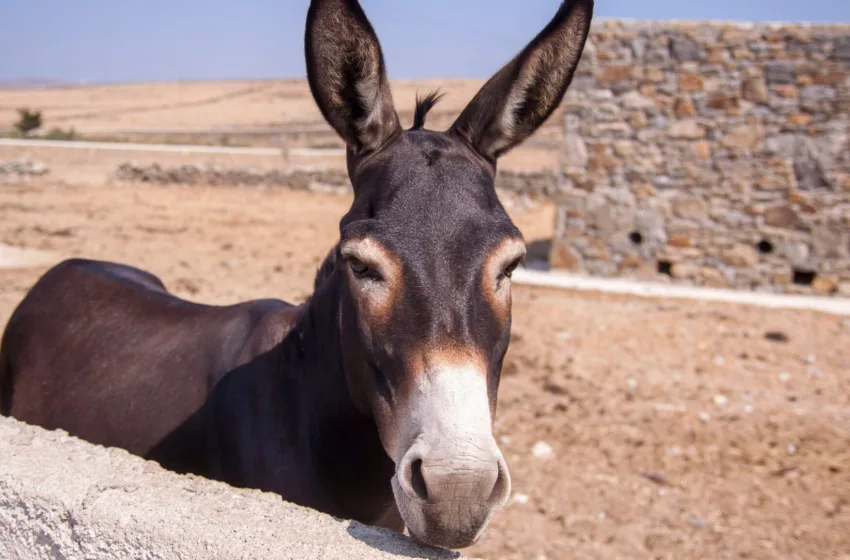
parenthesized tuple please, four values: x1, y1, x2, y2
(14, 109, 42, 136)
(44, 127, 77, 141)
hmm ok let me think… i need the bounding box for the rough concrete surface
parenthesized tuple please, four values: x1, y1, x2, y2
(0, 416, 463, 560)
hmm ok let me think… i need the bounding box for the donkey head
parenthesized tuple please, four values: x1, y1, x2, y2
(306, 0, 593, 549)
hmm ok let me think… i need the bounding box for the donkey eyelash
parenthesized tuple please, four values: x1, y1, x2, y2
(498, 257, 524, 282)
(347, 256, 384, 281)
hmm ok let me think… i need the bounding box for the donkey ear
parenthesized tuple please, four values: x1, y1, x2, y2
(305, 0, 400, 154)
(449, 0, 593, 161)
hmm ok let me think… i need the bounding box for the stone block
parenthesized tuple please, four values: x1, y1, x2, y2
(691, 141, 712, 160)
(675, 97, 697, 118)
(812, 276, 838, 295)
(742, 77, 769, 103)
(721, 124, 764, 151)
(672, 196, 709, 220)
(765, 63, 796, 84)
(670, 36, 703, 61)
(550, 241, 585, 272)
(563, 136, 590, 168)
(645, 66, 665, 82)
(679, 73, 705, 92)
(773, 85, 799, 99)
(764, 205, 800, 229)
(723, 244, 760, 267)
(800, 85, 836, 112)
(702, 267, 728, 287)
(599, 65, 633, 84)
(669, 120, 706, 139)
(706, 93, 741, 112)
(672, 262, 701, 279)
(620, 91, 656, 110)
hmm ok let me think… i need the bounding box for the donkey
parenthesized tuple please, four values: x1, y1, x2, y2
(0, 0, 593, 549)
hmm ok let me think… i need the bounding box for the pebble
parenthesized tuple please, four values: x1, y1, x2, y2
(513, 493, 530, 504)
(688, 517, 706, 529)
(698, 411, 711, 423)
(744, 404, 755, 414)
(787, 443, 798, 455)
(627, 378, 638, 390)
(764, 331, 790, 343)
(822, 497, 841, 516)
(713, 394, 728, 406)
(803, 354, 816, 364)
(555, 330, 573, 341)
(713, 356, 726, 366)
(499, 435, 512, 445)
(532, 441, 554, 459)
(778, 372, 791, 383)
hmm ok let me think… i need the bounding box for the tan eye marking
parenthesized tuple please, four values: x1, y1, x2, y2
(481, 237, 527, 322)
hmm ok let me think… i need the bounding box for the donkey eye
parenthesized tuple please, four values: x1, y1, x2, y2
(348, 257, 382, 281)
(501, 258, 522, 280)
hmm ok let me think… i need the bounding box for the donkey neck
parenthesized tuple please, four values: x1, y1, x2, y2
(273, 254, 396, 523)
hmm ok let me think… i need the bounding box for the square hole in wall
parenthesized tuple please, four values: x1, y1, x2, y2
(657, 260, 673, 276)
(792, 269, 817, 286)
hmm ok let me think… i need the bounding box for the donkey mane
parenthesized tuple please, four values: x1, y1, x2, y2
(314, 244, 342, 290)
(411, 90, 444, 130)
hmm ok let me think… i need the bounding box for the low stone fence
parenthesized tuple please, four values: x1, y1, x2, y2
(114, 162, 351, 193)
(0, 415, 462, 560)
(112, 162, 559, 199)
(0, 160, 49, 183)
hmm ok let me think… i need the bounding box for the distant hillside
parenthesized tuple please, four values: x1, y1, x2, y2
(0, 78, 73, 89)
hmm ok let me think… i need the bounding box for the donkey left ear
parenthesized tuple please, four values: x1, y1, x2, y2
(305, 0, 400, 154)
(449, 0, 594, 162)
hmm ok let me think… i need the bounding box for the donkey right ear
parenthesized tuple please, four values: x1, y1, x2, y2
(449, 0, 593, 162)
(305, 0, 401, 154)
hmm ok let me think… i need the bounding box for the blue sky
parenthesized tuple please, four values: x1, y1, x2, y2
(0, 0, 848, 83)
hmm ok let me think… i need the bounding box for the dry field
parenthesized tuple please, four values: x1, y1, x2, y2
(1, 174, 848, 559)
(0, 80, 563, 171)
(0, 79, 490, 132)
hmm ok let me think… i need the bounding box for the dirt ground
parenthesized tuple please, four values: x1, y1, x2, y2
(1, 179, 849, 560)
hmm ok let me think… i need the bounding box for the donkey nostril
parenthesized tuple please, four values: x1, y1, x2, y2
(487, 458, 511, 507)
(409, 459, 429, 501)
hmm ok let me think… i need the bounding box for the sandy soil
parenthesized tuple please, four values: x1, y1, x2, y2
(1, 180, 848, 560)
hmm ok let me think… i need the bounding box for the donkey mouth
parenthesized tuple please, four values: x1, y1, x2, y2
(390, 437, 511, 549)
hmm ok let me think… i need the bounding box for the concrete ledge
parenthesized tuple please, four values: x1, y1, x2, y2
(0, 416, 463, 560)
(514, 268, 850, 316)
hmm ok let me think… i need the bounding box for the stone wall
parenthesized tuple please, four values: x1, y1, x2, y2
(0, 160, 49, 183)
(553, 21, 850, 297)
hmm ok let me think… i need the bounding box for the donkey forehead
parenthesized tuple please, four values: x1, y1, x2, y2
(343, 131, 520, 242)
